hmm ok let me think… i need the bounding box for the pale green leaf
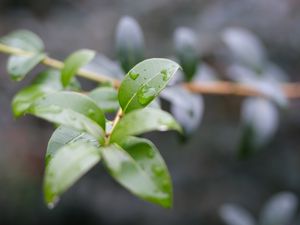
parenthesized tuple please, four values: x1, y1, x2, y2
(61, 49, 95, 87)
(44, 141, 101, 207)
(118, 58, 180, 113)
(110, 108, 182, 143)
(89, 87, 119, 113)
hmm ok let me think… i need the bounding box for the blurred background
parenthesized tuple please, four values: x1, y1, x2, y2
(1, 0, 300, 224)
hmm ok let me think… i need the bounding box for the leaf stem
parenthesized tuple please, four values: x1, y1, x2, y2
(1, 43, 300, 98)
(105, 108, 123, 145)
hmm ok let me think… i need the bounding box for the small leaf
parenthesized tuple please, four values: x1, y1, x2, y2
(44, 141, 101, 207)
(239, 97, 279, 158)
(46, 126, 100, 166)
(116, 16, 144, 73)
(61, 49, 95, 87)
(12, 70, 80, 117)
(219, 203, 256, 225)
(110, 108, 182, 143)
(89, 87, 119, 113)
(0, 29, 44, 52)
(27, 91, 105, 141)
(161, 86, 204, 135)
(174, 27, 199, 81)
(222, 27, 266, 72)
(118, 58, 180, 113)
(259, 192, 298, 225)
(7, 53, 45, 81)
(101, 137, 172, 208)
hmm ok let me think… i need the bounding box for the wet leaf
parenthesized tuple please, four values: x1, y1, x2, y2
(118, 58, 180, 113)
(89, 87, 119, 113)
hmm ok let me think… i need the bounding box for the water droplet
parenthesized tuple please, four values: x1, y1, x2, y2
(147, 150, 154, 158)
(152, 165, 164, 175)
(88, 108, 95, 117)
(47, 197, 60, 209)
(129, 71, 139, 80)
(137, 85, 156, 106)
(161, 69, 169, 81)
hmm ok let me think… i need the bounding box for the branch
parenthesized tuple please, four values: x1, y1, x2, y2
(1, 43, 300, 98)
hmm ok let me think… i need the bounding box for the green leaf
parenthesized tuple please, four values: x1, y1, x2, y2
(101, 138, 172, 208)
(116, 16, 144, 73)
(27, 91, 105, 142)
(61, 49, 95, 87)
(0, 29, 44, 52)
(118, 58, 180, 113)
(44, 141, 101, 208)
(46, 126, 99, 166)
(89, 87, 119, 113)
(174, 27, 199, 81)
(110, 108, 182, 143)
(12, 70, 80, 117)
(7, 53, 46, 81)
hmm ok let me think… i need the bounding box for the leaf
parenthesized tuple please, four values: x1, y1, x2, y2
(219, 203, 256, 225)
(110, 108, 182, 143)
(239, 97, 279, 158)
(101, 137, 172, 208)
(116, 16, 144, 73)
(222, 27, 266, 72)
(27, 91, 105, 141)
(118, 58, 180, 113)
(174, 27, 199, 81)
(161, 86, 204, 135)
(46, 126, 99, 166)
(0, 29, 44, 52)
(12, 70, 81, 117)
(7, 53, 46, 81)
(89, 87, 119, 113)
(44, 141, 101, 208)
(61, 49, 95, 87)
(259, 192, 298, 225)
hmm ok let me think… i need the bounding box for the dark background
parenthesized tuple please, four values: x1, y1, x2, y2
(1, 1, 300, 224)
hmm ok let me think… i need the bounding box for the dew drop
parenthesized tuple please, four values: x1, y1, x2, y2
(147, 150, 154, 158)
(137, 85, 156, 106)
(129, 71, 139, 80)
(152, 165, 164, 175)
(47, 197, 60, 209)
(161, 69, 169, 81)
(88, 108, 95, 117)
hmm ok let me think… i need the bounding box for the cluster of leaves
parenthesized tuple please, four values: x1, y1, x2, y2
(220, 192, 298, 225)
(1, 28, 183, 208)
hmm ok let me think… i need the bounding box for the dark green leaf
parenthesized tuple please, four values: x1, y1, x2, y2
(101, 138, 172, 208)
(110, 108, 182, 143)
(174, 27, 199, 81)
(259, 192, 298, 225)
(116, 16, 144, 73)
(7, 53, 46, 81)
(118, 58, 180, 113)
(12, 70, 80, 117)
(0, 29, 44, 52)
(61, 49, 95, 87)
(89, 87, 119, 113)
(27, 91, 105, 142)
(44, 141, 101, 208)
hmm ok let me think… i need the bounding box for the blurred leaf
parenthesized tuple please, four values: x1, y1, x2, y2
(239, 97, 279, 157)
(12, 70, 80, 117)
(193, 63, 219, 83)
(46, 126, 99, 166)
(174, 27, 199, 81)
(118, 58, 180, 113)
(116, 16, 144, 73)
(110, 108, 182, 143)
(0, 29, 44, 52)
(7, 53, 45, 81)
(222, 27, 266, 71)
(28, 91, 105, 142)
(259, 192, 298, 225)
(44, 141, 101, 208)
(89, 87, 119, 113)
(219, 203, 256, 225)
(61, 49, 95, 87)
(83, 53, 124, 79)
(161, 86, 204, 135)
(101, 137, 172, 208)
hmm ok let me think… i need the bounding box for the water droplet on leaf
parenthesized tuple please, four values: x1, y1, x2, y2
(88, 108, 95, 117)
(137, 85, 156, 106)
(161, 69, 169, 81)
(152, 165, 164, 175)
(129, 71, 139, 80)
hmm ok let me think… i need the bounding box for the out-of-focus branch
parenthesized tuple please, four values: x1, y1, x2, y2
(1, 42, 300, 98)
